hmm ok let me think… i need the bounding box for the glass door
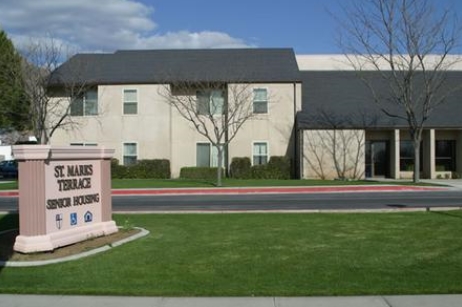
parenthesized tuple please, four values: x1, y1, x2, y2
(366, 141, 390, 178)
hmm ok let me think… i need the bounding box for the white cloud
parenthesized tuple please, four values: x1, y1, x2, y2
(0, 0, 252, 52)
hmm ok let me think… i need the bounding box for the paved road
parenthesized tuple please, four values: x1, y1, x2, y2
(111, 191, 462, 212)
(1, 190, 462, 212)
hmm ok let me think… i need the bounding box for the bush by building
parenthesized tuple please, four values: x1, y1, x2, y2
(229, 157, 252, 179)
(111, 159, 171, 179)
(179, 167, 224, 181)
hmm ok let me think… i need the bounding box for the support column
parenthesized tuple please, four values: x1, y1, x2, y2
(457, 131, 462, 175)
(390, 129, 400, 179)
(423, 129, 435, 179)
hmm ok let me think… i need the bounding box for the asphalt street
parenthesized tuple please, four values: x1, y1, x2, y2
(0, 190, 461, 212)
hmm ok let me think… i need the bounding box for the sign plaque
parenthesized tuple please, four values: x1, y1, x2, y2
(12, 145, 118, 253)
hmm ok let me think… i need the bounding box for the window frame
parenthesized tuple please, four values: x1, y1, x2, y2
(70, 143, 98, 146)
(196, 89, 225, 116)
(252, 87, 269, 114)
(70, 88, 98, 117)
(122, 142, 138, 166)
(252, 141, 269, 166)
(196, 142, 223, 167)
(399, 140, 423, 172)
(435, 140, 456, 172)
(123, 88, 138, 115)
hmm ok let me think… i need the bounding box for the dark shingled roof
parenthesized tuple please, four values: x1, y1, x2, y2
(49, 48, 301, 85)
(297, 70, 462, 129)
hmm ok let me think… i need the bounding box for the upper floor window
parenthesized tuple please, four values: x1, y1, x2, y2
(123, 89, 138, 115)
(253, 88, 268, 114)
(197, 90, 224, 115)
(70, 89, 98, 116)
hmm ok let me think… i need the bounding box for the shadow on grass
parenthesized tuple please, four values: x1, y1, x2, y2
(0, 213, 19, 272)
(430, 210, 462, 220)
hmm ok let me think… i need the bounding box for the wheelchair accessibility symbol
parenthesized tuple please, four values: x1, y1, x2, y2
(70, 213, 78, 226)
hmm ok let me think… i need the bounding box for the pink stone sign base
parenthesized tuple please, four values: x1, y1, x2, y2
(14, 221, 118, 253)
(12, 145, 118, 254)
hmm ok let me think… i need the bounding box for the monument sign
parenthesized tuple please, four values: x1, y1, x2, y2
(12, 145, 118, 253)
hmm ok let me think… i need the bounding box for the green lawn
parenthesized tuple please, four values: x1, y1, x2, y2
(0, 178, 440, 190)
(110, 178, 385, 189)
(1, 211, 461, 296)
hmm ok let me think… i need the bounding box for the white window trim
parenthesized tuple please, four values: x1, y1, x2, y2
(122, 88, 139, 115)
(251, 141, 269, 166)
(252, 87, 269, 115)
(122, 141, 138, 165)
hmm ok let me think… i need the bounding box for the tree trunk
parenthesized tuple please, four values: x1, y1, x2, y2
(216, 147, 223, 187)
(413, 138, 421, 183)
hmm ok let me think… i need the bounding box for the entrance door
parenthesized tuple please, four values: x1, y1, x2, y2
(366, 141, 390, 178)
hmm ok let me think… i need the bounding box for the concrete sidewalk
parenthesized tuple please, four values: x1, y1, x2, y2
(1, 294, 461, 307)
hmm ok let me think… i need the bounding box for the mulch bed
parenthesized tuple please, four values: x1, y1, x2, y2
(0, 228, 140, 262)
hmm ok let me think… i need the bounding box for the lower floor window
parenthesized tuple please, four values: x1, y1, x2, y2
(399, 141, 423, 171)
(123, 143, 137, 165)
(435, 140, 456, 172)
(196, 143, 223, 167)
(70, 143, 97, 146)
(253, 142, 268, 165)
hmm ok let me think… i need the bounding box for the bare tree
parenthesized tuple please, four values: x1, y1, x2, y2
(337, 0, 461, 182)
(305, 108, 370, 179)
(159, 81, 257, 186)
(20, 38, 88, 144)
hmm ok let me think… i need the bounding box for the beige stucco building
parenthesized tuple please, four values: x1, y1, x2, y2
(49, 50, 462, 180)
(49, 49, 302, 177)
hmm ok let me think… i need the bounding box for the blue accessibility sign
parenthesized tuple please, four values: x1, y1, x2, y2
(70, 213, 78, 226)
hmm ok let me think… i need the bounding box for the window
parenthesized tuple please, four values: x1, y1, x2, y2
(197, 90, 224, 115)
(70, 143, 98, 146)
(123, 143, 137, 166)
(399, 141, 423, 171)
(253, 142, 268, 165)
(253, 88, 268, 114)
(123, 89, 138, 115)
(435, 140, 456, 171)
(70, 89, 98, 116)
(196, 143, 222, 167)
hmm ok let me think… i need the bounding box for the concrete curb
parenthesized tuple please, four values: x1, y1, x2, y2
(0, 227, 149, 267)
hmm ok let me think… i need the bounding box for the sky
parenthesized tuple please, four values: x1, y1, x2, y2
(0, 0, 460, 55)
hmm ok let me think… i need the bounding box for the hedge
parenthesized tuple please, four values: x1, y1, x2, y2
(111, 159, 171, 179)
(249, 156, 292, 180)
(229, 157, 252, 179)
(179, 167, 224, 181)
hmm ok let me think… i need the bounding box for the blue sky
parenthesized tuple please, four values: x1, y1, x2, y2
(0, 0, 460, 54)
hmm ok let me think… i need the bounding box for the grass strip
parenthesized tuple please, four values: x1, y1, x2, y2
(0, 178, 441, 190)
(0, 211, 461, 296)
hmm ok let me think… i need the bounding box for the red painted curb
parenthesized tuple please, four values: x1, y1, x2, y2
(111, 185, 446, 196)
(0, 185, 447, 198)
